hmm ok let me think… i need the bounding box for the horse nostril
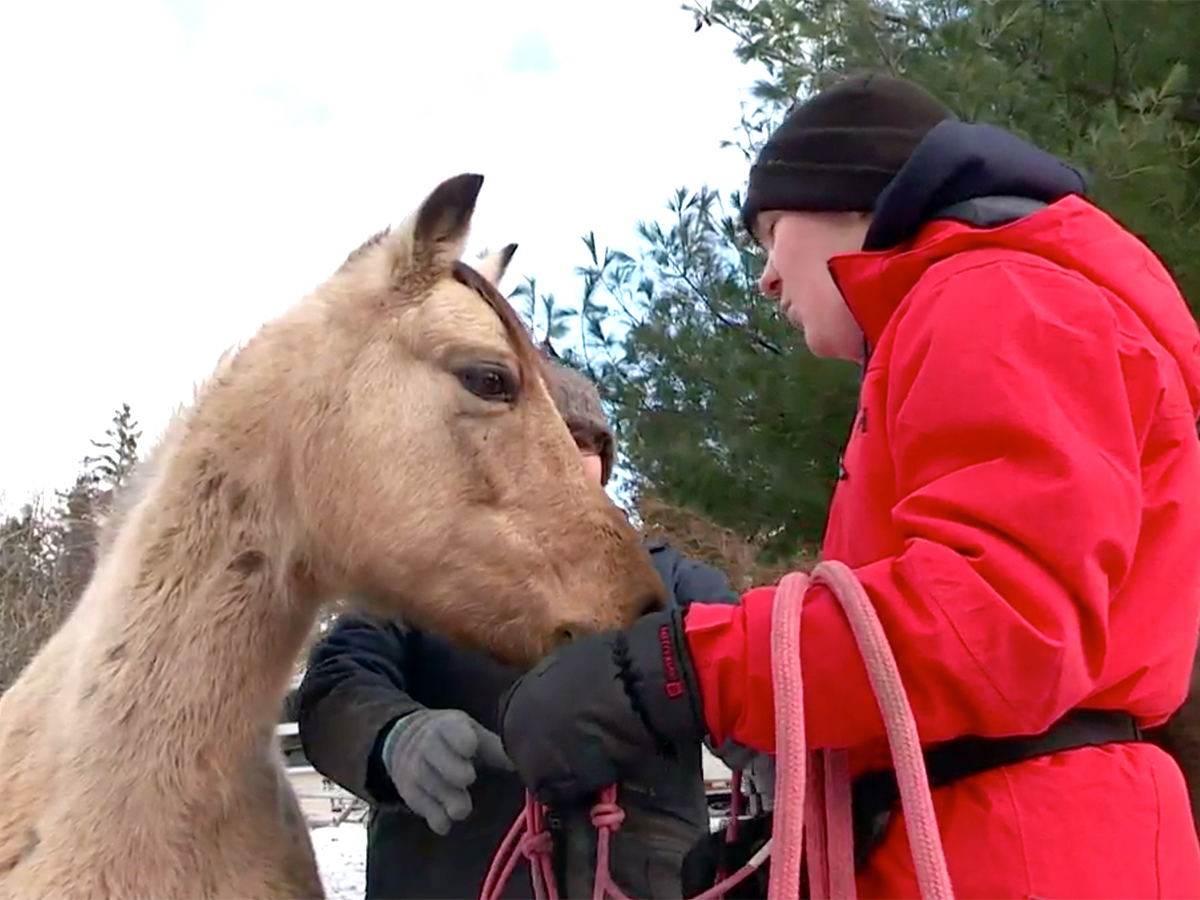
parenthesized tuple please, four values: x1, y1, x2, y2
(553, 625, 577, 648)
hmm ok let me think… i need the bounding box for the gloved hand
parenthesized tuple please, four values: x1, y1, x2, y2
(498, 607, 707, 805)
(708, 735, 758, 772)
(680, 812, 774, 899)
(381, 708, 515, 835)
(745, 752, 777, 811)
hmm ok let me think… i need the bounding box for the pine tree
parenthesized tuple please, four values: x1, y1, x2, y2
(0, 402, 144, 691)
(83, 401, 142, 496)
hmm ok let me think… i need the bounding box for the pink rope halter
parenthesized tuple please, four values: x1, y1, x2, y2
(481, 560, 956, 900)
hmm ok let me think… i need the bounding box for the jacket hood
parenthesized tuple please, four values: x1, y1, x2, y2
(863, 118, 1088, 252)
(827, 121, 1200, 418)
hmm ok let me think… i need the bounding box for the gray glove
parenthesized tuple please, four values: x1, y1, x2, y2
(746, 752, 776, 811)
(708, 737, 776, 813)
(708, 735, 758, 771)
(381, 708, 515, 835)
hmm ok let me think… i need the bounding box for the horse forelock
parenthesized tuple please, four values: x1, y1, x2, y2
(450, 259, 545, 389)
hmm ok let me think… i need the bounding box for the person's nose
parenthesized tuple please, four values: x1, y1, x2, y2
(758, 258, 782, 298)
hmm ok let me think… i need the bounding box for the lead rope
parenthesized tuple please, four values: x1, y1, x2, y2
(710, 768, 745, 896)
(481, 561, 955, 900)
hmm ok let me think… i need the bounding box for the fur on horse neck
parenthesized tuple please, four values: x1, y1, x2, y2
(68, 414, 316, 813)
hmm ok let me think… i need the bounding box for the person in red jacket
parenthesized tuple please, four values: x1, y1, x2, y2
(498, 72, 1200, 899)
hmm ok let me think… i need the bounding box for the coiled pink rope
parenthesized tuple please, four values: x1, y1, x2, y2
(481, 560, 955, 900)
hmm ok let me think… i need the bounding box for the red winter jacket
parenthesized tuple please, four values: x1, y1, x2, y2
(684, 194, 1200, 898)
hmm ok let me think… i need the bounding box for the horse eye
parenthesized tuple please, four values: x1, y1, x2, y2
(455, 364, 518, 403)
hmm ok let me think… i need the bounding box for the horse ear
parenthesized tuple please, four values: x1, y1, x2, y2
(473, 242, 519, 286)
(387, 173, 484, 277)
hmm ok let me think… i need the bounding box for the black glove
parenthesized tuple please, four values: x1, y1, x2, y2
(498, 607, 706, 805)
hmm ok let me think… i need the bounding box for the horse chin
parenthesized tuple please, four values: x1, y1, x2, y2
(496, 623, 556, 673)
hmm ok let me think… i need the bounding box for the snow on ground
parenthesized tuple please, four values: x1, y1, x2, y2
(310, 814, 733, 900)
(311, 823, 367, 900)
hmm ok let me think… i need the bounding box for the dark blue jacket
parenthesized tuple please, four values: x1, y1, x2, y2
(296, 539, 737, 899)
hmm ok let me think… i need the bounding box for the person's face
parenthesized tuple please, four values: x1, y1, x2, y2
(755, 210, 869, 362)
(580, 450, 604, 488)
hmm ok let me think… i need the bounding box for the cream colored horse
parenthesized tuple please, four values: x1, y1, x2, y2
(0, 173, 668, 899)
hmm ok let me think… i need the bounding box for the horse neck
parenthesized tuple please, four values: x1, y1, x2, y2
(73, 445, 319, 793)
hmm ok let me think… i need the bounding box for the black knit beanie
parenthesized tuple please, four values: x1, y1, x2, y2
(740, 72, 955, 238)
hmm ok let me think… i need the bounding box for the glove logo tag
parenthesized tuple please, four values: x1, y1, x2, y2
(658, 624, 684, 699)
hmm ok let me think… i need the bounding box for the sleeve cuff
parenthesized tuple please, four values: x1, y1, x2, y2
(684, 581, 884, 753)
(365, 715, 406, 805)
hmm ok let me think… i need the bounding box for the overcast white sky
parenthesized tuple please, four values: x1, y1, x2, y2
(0, 0, 762, 510)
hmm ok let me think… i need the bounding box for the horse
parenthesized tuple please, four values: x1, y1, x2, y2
(0, 172, 669, 899)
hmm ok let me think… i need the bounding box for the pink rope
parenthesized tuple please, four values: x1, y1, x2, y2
(709, 769, 744, 897)
(787, 562, 954, 900)
(481, 560, 955, 900)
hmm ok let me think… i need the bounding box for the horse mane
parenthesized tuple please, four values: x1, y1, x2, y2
(338, 227, 390, 270)
(93, 346, 242, 560)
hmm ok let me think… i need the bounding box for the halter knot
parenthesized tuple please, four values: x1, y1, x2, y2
(589, 800, 625, 832)
(519, 829, 554, 859)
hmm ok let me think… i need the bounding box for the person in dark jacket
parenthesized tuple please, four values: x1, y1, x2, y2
(296, 358, 740, 900)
